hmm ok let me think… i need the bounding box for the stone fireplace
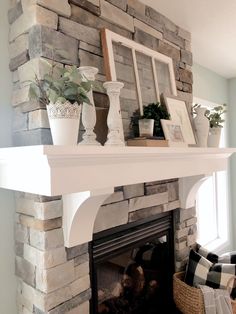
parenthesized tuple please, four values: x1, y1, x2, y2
(4, 0, 227, 314)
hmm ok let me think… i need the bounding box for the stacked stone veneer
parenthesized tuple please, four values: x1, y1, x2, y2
(9, 0, 193, 144)
(8, 0, 196, 313)
(15, 180, 197, 313)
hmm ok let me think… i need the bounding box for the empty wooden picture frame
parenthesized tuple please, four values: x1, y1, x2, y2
(101, 28, 177, 117)
(160, 119, 187, 147)
(161, 94, 196, 145)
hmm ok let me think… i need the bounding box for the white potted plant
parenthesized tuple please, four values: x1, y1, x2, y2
(206, 104, 227, 147)
(29, 64, 93, 145)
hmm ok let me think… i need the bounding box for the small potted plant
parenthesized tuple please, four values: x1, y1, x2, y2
(130, 102, 170, 138)
(29, 64, 93, 145)
(192, 103, 227, 147)
(206, 104, 227, 147)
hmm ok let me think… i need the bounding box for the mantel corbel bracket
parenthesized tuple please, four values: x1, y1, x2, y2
(62, 187, 114, 247)
(179, 174, 211, 209)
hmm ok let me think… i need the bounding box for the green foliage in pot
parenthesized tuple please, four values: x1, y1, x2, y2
(130, 102, 170, 137)
(192, 103, 227, 128)
(29, 64, 93, 106)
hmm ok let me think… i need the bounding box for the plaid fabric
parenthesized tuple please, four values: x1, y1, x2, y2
(197, 243, 236, 264)
(185, 249, 236, 294)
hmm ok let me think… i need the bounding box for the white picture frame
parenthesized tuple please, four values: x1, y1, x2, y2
(161, 94, 196, 145)
(160, 119, 187, 147)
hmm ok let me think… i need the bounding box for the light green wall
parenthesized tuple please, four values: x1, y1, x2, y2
(0, 0, 17, 313)
(193, 63, 228, 105)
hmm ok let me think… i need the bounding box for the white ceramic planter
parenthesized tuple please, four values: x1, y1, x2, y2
(47, 101, 81, 145)
(139, 119, 154, 137)
(208, 127, 222, 147)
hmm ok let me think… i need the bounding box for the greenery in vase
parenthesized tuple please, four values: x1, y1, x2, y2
(192, 103, 227, 128)
(29, 64, 93, 106)
(130, 102, 170, 137)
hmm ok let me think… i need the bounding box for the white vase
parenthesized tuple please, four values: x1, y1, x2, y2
(47, 101, 81, 145)
(193, 107, 209, 147)
(208, 127, 222, 147)
(78, 66, 101, 146)
(103, 81, 125, 146)
(138, 119, 154, 137)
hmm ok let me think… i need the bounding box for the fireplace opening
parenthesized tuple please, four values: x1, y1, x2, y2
(91, 212, 178, 313)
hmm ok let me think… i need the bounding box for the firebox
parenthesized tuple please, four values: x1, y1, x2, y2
(90, 212, 178, 313)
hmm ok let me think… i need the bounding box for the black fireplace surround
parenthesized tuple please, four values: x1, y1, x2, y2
(90, 212, 177, 313)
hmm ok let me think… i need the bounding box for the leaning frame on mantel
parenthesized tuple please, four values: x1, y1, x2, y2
(101, 28, 177, 115)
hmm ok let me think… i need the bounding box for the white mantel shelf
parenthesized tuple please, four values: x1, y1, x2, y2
(0, 145, 235, 196)
(0, 145, 235, 247)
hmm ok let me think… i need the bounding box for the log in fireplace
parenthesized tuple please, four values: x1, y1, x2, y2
(91, 211, 179, 313)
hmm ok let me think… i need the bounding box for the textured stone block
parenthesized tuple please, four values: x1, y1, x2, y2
(167, 181, 179, 201)
(157, 41, 180, 61)
(59, 17, 100, 48)
(100, 0, 134, 32)
(9, 34, 28, 60)
(24, 244, 67, 269)
(187, 234, 196, 246)
(103, 191, 124, 205)
(134, 18, 162, 40)
(70, 0, 101, 15)
(177, 90, 193, 103)
(68, 301, 89, 314)
(134, 28, 159, 50)
(178, 27, 191, 41)
(16, 256, 36, 287)
(18, 58, 53, 83)
(15, 223, 29, 244)
(175, 227, 189, 239)
(29, 25, 79, 65)
(94, 200, 129, 233)
(167, 200, 180, 211)
(79, 50, 104, 74)
(74, 261, 90, 279)
(30, 228, 64, 250)
(13, 129, 52, 146)
(146, 6, 177, 33)
(71, 5, 132, 38)
(28, 109, 49, 129)
(127, 0, 145, 18)
(16, 242, 24, 257)
(74, 253, 89, 266)
(176, 246, 190, 261)
(9, 5, 58, 42)
(38, 0, 71, 17)
(48, 289, 91, 314)
(179, 67, 193, 82)
(9, 51, 29, 72)
(106, 0, 127, 11)
(66, 243, 88, 260)
(21, 100, 46, 113)
(176, 207, 196, 223)
(163, 29, 185, 49)
(123, 184, 144, 199)
(19, 214, 62, 231)
(8, 1, 23, 24)
(13, 108, 28, 131)
(181, 49, 193, 66)
(70, 275, 90, 297)
(129, 204, 164, 222)
(129, 192, 168, 212)
(185, 40, 192, 52)
(34, 200, 62, 220)
(186, 217, 197, 227)
(145, 183, 167, 195)
(183, 83, 192, 93)
(80, 41, 102, 56)
(36, 260, 74, 293)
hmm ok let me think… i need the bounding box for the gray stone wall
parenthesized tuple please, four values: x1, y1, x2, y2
(15, 180, 197, 313)
(8, 1, 195, 313)
(9, 0, 192, 145)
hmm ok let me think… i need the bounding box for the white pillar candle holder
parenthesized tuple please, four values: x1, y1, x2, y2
(78, 66, 101, 146)
(103, 81, 125, 146)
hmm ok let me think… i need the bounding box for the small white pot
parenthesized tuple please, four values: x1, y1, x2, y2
(138, 119, 154, 137)
(208, 127, 222, 147)
(47, 101, 81, 145)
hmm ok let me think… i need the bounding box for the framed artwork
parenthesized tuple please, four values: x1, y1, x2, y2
(160, 119, 187, 147)
(161, 94, 196, 145)
(101, 28, 177, 116)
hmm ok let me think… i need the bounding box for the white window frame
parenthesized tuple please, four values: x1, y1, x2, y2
(193, 97, 231, 254)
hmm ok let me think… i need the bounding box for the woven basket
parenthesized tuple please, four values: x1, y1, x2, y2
(173, 271, 236, 314)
